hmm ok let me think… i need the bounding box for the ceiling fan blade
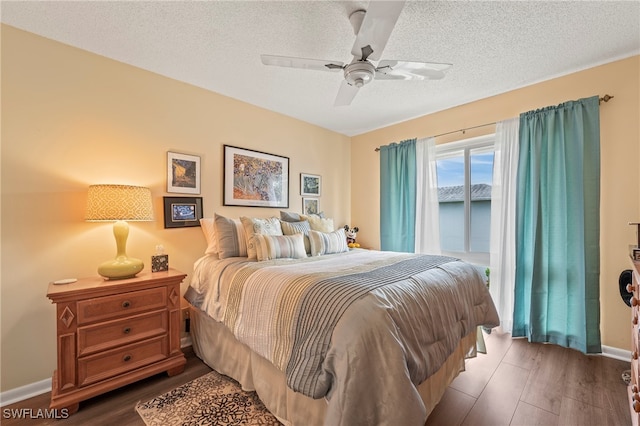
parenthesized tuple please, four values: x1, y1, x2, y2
(375, 60, 453, 80)
(334, 80, 360, 106)
(261, 55, 344, 72)
(351, 1, 405, 61)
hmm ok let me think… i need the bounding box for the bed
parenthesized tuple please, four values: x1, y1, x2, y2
(185, 214, 499, 425)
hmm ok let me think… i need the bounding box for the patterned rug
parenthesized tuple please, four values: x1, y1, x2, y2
(136, 370, 281, 425)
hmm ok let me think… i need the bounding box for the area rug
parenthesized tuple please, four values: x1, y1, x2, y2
(136, 370, 281, 425)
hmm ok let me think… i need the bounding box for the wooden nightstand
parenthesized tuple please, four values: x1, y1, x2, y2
(46, 268, 187, 415)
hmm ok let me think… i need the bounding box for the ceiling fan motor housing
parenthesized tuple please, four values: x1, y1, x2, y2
(344, 61, 375, 87)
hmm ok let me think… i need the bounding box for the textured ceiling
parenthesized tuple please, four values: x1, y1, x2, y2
(2, 1, 639, 136)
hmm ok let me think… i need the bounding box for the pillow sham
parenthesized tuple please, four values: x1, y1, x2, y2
(281, 211, 325, 222)
(280, 211, 301, 222)
(240, 216, 283, 259)
(280, 220, 311, 253)
(255, 233, 307, 261)
(200, 217, 218, 255)
(309, 228, 349, 256)
(302, 214, 334, 233)
(214, 214, 248, 259)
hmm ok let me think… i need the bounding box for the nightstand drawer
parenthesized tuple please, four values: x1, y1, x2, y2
(77, 287, 167, 324)
(78, 310, 168, 356)
(78, 335, 168, 387)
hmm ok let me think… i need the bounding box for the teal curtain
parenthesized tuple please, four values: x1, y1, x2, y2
(380, 138, 417, 252)
(513, 96, 601, 353)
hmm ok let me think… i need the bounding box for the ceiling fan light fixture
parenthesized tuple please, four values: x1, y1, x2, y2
(344, 61, 375, 87)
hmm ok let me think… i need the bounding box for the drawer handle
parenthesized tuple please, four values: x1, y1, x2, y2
(634, 400, 640, 413)
(634, 316, 638, 326)
(632, 297, 639, 307)
(122, 301, 131, 309)
(123, 327, 131, 334)
(123, 354, 132, 362)
(633, 351, 638, 360)
(628, 283, 636, 294)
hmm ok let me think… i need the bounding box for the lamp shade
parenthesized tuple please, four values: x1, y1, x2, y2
(86, 184, 154, 222)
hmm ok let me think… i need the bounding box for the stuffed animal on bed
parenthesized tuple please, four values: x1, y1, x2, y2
(344, 225, 360, 248)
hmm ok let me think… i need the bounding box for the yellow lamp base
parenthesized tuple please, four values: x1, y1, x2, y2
(98, 256, 144, 280)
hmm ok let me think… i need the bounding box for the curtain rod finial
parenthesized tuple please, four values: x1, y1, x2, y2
(599, 94, 614, 104)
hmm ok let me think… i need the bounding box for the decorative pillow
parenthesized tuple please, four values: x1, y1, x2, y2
(255, 233, 307, 261)
(309, 228, 349, 256)
(301, 214, 334, 233)
(281, 211, 325, 222)
(199, 218, 218, 255)
(240, 216, 283, 259)
(280, 211, 302, 222)
(280, 220, 311, 253)
(214, 214, 247, 259)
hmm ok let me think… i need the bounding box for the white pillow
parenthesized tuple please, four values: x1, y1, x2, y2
(309, 228, 348, 256)
(240, 216, 283, 259)
(200, 218, 217, 255)
(255, 233, 307, 261)
(301, 214, 334, 232)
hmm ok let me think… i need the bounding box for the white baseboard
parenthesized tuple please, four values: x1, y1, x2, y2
(602, 345, 631, 362)
(0, 335, 194, 407)
(0, 378, 52, 407)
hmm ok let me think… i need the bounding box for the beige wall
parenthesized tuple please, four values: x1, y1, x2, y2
(351, 55, 640, 351)
(0, 25, 351, 391)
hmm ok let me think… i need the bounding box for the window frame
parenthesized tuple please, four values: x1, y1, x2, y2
(435, 134, 495, 265)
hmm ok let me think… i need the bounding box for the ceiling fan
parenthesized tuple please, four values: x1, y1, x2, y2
(260, 1, 452, 106)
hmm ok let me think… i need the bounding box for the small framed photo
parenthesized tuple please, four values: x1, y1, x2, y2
(302, 197, 320, 215)
(167, 151, 201, 194)
(163, 197, 203, 228)
(300, 173, 321, 196)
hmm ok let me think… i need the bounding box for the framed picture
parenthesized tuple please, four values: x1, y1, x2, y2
(300, 173, 321, 196)
(302, 197, 320, 215)
(163, 196, 203, 228)
(167, 151, 201, 194)
(223, 145, 289, 208)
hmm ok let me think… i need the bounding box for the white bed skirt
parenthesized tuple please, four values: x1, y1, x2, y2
(189, 305, 476, 426)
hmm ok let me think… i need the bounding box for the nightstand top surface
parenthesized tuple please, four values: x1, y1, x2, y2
(47, 268, 186, 300)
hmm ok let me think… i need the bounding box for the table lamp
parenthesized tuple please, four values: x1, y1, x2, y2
(85, 184, 154, 280)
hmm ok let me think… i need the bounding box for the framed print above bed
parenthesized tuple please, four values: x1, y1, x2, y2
(223, 145, 289, 208)
(300, 173, 321, 196)
(167, 151, 201, 194)
(302, 197, 320, 215)
(163, 196, 203, 228)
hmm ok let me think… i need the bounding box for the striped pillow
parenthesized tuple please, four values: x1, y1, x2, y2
(214, 214, 248, 259)
(309, 228, 348, 256)
(280, 220, 311, 254)
(255, 233, 307, 261)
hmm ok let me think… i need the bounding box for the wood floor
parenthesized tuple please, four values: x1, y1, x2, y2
(426, 329, 631, 426)
(2, 331, 631, 425)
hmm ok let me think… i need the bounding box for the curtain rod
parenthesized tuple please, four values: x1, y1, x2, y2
(374, 94, 614, 152)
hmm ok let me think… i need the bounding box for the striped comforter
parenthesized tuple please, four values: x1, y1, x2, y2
(187, 249, 499, 425)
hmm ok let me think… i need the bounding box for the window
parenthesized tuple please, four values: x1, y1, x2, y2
(436, 135, 494, 264)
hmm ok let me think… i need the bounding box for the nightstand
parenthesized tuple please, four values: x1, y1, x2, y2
(46, 268, 187, 415)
